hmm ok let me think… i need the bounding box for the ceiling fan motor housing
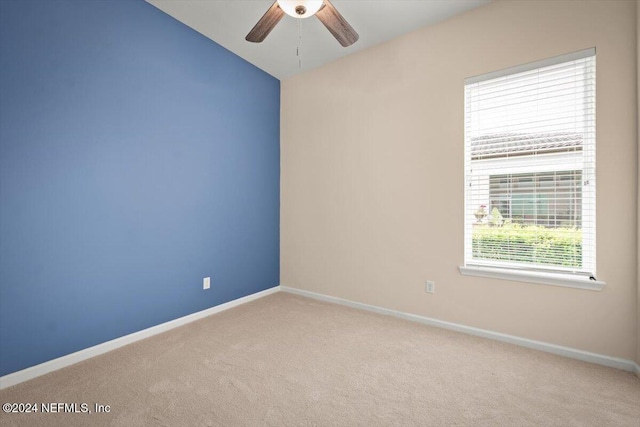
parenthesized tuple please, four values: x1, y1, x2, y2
(277, 0, 323, 19)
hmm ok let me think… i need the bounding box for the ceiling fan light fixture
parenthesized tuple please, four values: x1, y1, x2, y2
(277, 0, 323, 19)
(246, 0, 358, 47)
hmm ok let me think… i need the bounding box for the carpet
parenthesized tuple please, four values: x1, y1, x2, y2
(0, 292, 638, 426)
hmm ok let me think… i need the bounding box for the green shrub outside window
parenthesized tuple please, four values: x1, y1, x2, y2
(472, 223, 582, 268)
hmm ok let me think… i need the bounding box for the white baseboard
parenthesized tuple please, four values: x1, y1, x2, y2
(0, 286, 280, 390)
(280, 286, 638, 373)
(3, 284, 636, 390)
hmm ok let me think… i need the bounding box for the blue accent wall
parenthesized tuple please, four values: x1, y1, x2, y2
(0, 0, 280, 376)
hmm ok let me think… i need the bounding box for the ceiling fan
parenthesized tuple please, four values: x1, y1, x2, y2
(246, 0, 359, 47)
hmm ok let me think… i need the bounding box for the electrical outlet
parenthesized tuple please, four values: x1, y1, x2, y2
(426, 280, 435, 294)
(203, 277, 210, 290)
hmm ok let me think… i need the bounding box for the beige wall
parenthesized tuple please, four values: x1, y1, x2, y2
(281, 0, 638, 360)
(637, 0, 640, 366)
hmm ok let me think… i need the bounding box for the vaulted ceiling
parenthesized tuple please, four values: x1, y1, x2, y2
(146, 0, 490, 80)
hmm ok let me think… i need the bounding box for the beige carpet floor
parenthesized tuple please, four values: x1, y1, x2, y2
(0, 291, 639, 426)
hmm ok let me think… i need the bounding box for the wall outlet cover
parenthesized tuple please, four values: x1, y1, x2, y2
(426, 281, 435, 294)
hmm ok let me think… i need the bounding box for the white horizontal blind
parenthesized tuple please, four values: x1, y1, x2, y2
(464, 49, 596, 276)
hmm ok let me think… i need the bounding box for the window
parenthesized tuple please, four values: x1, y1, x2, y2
(489, 170, 582, 230)
(460, 49, 602, 290)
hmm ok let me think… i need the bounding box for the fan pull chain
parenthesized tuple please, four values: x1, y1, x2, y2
(297, 18, 303, 68)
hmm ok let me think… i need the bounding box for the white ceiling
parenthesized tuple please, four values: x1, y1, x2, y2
(146, 0, 490, 80)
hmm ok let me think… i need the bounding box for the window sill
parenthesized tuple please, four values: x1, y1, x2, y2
(458, 265, 605, 291)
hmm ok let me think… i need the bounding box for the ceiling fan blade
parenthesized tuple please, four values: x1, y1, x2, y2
(246, 1, 285, 43)
(315, 0, 359, 47)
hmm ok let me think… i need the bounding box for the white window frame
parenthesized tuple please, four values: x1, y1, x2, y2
(459, 49, 604, 291)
